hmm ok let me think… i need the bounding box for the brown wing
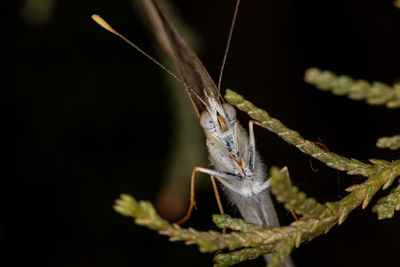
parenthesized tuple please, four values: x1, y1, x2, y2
(140, 0, 220, 117)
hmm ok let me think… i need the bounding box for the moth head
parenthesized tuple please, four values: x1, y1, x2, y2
(200, 103, 236, 132)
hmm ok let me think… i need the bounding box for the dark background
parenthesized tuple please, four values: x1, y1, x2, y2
(2, 0, 400, 266)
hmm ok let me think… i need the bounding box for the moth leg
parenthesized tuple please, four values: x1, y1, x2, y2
(176, 167, 240, 224)
(247, 120, 265, 171)
(280, 167, 299, 221)
(210, 175, 228, 234)
(210, 175, 225, 216)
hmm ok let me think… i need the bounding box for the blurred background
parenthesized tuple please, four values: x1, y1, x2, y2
(1, 0, 400, 266)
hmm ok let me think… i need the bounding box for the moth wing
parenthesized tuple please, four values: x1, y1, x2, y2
(141, 0, 221, 117)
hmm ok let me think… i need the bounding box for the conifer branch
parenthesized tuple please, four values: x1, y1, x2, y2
(114, 158, 400, 266)
(376, 134, 400, 150)
(213, 245, 273, 267)
(212, 214, 267, 232)
(372, 183, 400, 219)
(304, 68, 400, 108)
(113, 194, 168, 231)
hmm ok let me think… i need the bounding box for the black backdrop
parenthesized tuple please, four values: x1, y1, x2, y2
(1, 0, 400, 266)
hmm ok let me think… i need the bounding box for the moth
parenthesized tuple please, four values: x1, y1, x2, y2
(92, 1, 294, 265)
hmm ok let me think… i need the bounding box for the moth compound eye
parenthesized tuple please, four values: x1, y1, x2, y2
(200, 111, 215, 130)
(223, 103, 236, 121)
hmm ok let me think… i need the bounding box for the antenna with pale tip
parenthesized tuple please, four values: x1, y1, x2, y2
(92, 14, 117, 34)
(91, 14, 185, 85)
(91, 14, 207, 107)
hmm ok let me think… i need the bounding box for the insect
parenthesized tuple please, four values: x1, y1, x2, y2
(93, 1, 294, 265)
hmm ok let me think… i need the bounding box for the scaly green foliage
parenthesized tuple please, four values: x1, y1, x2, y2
(114, 157, 400, 266)
(376, 134, 400, 150)
(114, 194, 168, 231)
(373, 183, 400, 219)
(213, 245, 273, 267)
(304, 68, 400, 108)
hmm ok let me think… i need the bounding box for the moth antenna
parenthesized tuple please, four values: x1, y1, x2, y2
(91, 14, 207, 107)
(217, 0, 240, 94)
(92, 14, 185, 84)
